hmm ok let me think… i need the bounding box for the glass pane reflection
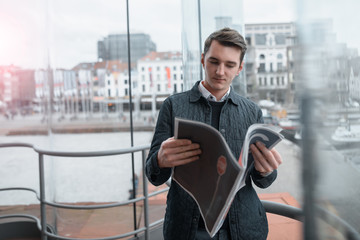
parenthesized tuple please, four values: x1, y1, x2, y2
(297, 0, 360, 238)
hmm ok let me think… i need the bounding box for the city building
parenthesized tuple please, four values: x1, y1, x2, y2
(137, 51, 183, 95)
(0, 66, 34, 114)
(97, 33, 156, 62)
(71, 60, 138, 114)
(2, 71, 19, 109)
(101, 60, 135, 98)
(294, 19, 360, 107)
(349, 57, 360, 102)
(62, 69, 77, 116)
(16, 70, 36, 108)
(244, 22, 297, 104)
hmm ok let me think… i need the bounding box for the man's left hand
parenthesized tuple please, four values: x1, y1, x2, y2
(250, 141, 282, 175)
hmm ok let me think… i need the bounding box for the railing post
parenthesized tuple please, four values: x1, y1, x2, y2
(142, 149, 150, 240)
(39, 153, 47, 240)
(131, 152, 137, 235)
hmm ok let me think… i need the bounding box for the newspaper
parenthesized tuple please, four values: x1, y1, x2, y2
(173, 117, 284, 237)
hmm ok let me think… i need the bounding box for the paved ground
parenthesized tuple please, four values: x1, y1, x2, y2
(0, 189, 302, 240)
(0, 112, 156, 136)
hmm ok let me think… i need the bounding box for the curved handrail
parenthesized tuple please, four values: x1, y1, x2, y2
(0, 142, 150, 157)
(0, 187, 39, 196)
(45, 226, 148, 240)
(316, 205, 360, 240)
(262, 200, 360, 240)
(261, 200, 303, 221)
(0, 214, 42, 230)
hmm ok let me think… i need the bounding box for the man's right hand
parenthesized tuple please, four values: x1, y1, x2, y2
(157, 137, 202, 168)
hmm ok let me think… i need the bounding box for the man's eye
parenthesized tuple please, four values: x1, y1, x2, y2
(209, 61, 218, 65)
(226, 65, 235, 68)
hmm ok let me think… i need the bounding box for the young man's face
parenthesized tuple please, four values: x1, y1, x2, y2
(201, 40, 243, 99)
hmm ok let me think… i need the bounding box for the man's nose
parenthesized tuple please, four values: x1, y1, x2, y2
(216, 64, 225, 75)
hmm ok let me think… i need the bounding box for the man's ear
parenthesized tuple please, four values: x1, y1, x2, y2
(201, 53, 205, 67)
(237, 62, 244, 75)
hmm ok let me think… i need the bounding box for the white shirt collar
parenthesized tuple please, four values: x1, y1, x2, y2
(198, 80, 230, 102)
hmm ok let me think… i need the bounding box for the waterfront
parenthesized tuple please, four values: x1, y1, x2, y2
(0, 125, 154, 205)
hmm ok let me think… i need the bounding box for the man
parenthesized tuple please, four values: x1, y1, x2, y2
(145, 28, 282, 240)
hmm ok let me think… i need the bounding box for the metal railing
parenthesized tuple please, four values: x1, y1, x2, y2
(1, 142, 360, 240)
(0, 142, 168, 240)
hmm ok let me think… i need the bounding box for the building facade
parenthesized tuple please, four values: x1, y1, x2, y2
(137, 51, 183, 95)
(244, 22, 296, 104)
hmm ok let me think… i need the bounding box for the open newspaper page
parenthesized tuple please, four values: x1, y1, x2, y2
(236, 123, 284, 191)
(172, 118, 284, 237)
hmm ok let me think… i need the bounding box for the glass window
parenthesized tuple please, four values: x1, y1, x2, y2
(258, 63, 265, 72)
(275, 33, 286, 45)
(255, 34, 266, 45)
(245, 36, 252, 46)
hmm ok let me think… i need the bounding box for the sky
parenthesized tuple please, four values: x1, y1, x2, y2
(0, 0, 297, 69)
(1, 0, 357, 70)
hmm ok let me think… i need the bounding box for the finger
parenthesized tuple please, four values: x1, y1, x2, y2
(158, 137, 199, 167)
(255, 142, 280, 170)
(271, 148, 283, 165)
(171, 147, 202, 161)
(171, 143, 201, 155)
(171, 155, 200, 167)
(162, 138, 193, 148)
(160, 148, 201, 168)
(253, 158, 266, 172)
(251, 144, 273, 172)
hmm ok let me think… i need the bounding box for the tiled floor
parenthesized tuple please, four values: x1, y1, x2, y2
(0, 185, 302, 240)
(146, 184, 303, 240)
(259, 192, 303, 240)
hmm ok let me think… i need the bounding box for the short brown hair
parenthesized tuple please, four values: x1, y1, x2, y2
(203, 27, 247, 64)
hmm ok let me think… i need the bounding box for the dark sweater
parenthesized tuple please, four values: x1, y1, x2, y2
(197, 100, 229, 231)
